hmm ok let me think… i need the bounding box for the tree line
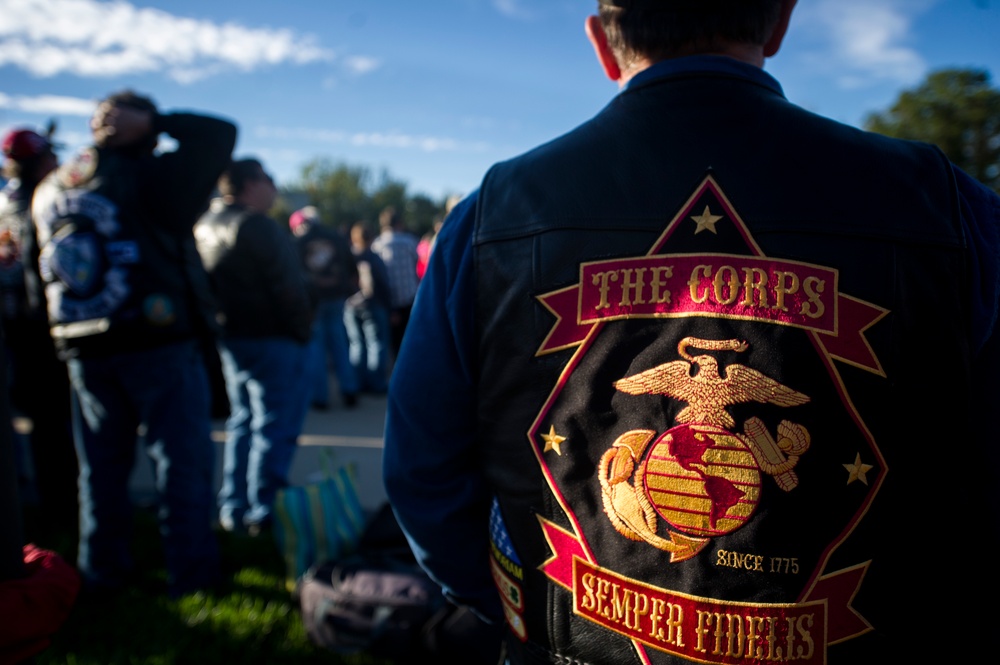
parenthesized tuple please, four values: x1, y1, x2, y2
(272, 159, 451, 239)
(864, 67, 999, 193)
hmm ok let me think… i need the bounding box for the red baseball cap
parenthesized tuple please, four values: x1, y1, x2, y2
(1, 128, 54, 162)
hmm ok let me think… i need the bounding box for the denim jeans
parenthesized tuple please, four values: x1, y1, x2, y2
(306, 297, 359, 405)
(344, 301, 391, 393)
(67, 340, 219, 597)
(217, 336, 309, 528)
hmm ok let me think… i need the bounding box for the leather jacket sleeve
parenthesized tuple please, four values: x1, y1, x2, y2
(143, 112, 238, 232)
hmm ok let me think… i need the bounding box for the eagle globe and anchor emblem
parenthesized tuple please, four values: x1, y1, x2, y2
(600, 336, 812, 563)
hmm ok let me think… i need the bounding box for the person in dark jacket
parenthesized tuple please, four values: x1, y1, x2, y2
(289, 206, 360, 409)
(0, 127, 78, 539)
(345, 221, 392, 395)
(382, 2, 1000, 664)
(31, 90, 236, 598)
(194, 158, 313, 535)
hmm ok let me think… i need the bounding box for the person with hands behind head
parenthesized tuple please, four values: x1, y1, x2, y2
(382, 2, 1000, 664)
(31, 89, 236, 599)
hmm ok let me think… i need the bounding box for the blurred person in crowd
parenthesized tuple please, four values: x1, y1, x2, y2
(345, 221, 392, 395)
(416, 217, 441, 281)
(194, 159, 313, 536)
(370, 206, 419, 361)
(289, 206, 360, 409)
(416, 194, 463, 279)
(382, 1, 1000, 664)
(31, 90, 236, 598)
(0, 126, 78, 539)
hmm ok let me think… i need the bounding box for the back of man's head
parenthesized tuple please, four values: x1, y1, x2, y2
(379, 206, 401, 231)
(218, 158, 266, 199)
(94, 89, 160, 153)
(598, 0, 784, 64)
(101, 89, 158, 115)
(351, 221, 373, 247)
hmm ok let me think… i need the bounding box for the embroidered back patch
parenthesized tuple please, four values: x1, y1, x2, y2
(33, 150, 141, 335)
(524, 175, 887, 664)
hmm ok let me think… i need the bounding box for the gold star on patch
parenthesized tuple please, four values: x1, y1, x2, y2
(542, 425, 566, 455)
(691, 205, 723, 234)
(843, 453, 874, 486)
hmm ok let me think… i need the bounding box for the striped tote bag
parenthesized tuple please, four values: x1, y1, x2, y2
(274, 461, 366, 591)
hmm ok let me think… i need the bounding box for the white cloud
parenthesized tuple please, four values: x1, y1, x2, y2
(804, 0, 929, 88)
(492, 0, 536, 21)
(0, 91, 96, 115)
(0, 0, 336, 82)
(343, 56, 381, 76)
(254, 126, 491, 154)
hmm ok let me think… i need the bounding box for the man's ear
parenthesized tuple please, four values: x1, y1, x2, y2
(585, 15, 622, 83)
(763, 0, 797, 58)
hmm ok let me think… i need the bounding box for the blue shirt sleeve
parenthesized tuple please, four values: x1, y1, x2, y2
(382, 190, 504, 623)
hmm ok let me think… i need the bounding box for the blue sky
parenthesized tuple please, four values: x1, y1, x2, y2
(1, 0, 998, 202)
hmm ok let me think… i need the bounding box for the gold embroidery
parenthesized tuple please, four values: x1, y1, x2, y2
(601, 338, 813, 559)
(572, 556, 824, 663)
(599, 429, 709, 562)
(543, 425, 567, 455)
(716, 549, 765, 572)
(842, 453, 873, 485)
(691, 206, 723, 235)
(613, 337, 808, 429)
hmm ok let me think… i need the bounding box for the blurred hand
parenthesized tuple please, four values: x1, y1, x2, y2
(90, 102, 154, 148)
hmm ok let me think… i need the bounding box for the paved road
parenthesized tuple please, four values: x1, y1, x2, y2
(129, 392, 390, 514)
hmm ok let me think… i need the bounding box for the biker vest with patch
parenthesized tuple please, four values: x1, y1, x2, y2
(474, 70, 995, 664)
(31, 147, 203, 358)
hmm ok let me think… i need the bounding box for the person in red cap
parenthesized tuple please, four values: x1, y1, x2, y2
(0, 127, 78, 540)
(382, 2, 1000, 664)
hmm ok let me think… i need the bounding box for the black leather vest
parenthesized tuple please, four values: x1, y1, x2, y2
(474, 70, 994, 664)
(32, 148, 206, 358)
(194, 203, 313, 344)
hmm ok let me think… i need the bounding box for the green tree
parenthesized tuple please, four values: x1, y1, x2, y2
(406, 193, 444, 238)
(298, 159, 377, 231)
(864, 68, 1000, 192)
(289, 157, 450, 236)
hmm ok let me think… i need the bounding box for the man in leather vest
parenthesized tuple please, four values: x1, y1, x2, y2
(194, 158, 313, 535)
(31, 90, 236, 599)
(383, 2, 1000, 664)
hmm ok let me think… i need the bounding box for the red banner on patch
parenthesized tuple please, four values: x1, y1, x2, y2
(537, 253, 886, 375)
(539, 517, 589, 591)
(572, 557, 827, 665)
(539, 520, 870, 662)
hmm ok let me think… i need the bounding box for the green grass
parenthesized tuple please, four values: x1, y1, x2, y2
(27, 507, 391, 665)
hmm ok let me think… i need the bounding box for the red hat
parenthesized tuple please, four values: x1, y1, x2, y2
(289, 206, 320, 232)
(2, 128, 53, 162)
